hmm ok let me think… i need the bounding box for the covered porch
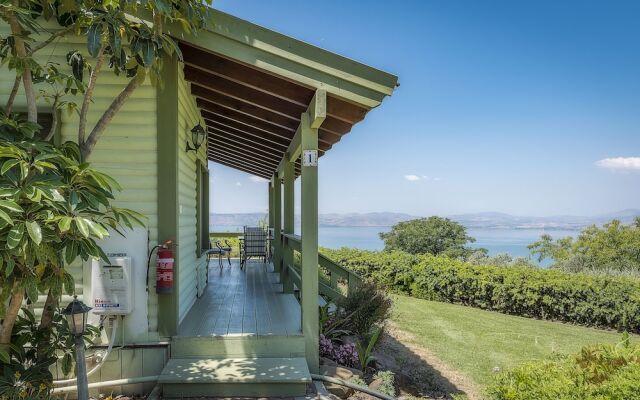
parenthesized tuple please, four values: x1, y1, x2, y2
(158, 8, 397, 397)
(178, 260, 301, 337)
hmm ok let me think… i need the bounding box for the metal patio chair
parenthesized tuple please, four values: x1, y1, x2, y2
(207, 239, 232, 271)
(240, 226, 268, 270)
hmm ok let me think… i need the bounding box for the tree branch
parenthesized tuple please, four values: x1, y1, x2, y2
(29, 26, 74, 55)
(6, 1, 37, 122)
(5, 75, 20, 114)
(44, 95, 59, 142)
(80, 75, 142, 159)
(78, 44, 107, 146)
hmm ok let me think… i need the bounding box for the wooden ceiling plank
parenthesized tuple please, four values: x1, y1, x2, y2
(208, 151, 276, 174)
(207, 120, 331, 153)
(197, 99, 295, 139)
(195, 91, 300, 132)
(209, 129, 287, 158)
(209, 156, 273, 178)
(208, 134, 285, 160)
(202, 113, 291, 147)
(185, 66, 307, 120)
(180, 43, 315, 106)
(200, 103, 335, 148)
(205, 118, 289, 149)
(209, 144, 282, 168)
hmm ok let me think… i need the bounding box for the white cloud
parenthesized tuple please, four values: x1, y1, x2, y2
(249, 176, 268, 183)
(235, 181, 242, 187)
(595, 157, 640, 171)
(405, 174, 442, 182)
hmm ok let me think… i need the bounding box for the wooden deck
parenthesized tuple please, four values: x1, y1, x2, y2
(178, 260, 302, 337)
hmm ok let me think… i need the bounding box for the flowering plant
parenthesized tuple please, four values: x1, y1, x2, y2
(319, 334, 359, 369)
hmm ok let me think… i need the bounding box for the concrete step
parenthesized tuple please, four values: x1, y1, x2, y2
(171, 334, 305, 358)
(159, 357, 311, 398)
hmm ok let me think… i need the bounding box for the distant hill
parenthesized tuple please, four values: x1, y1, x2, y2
(210, 210, 640, 230)
(449, 209, 640, 230)
(210, 212, 415, 228)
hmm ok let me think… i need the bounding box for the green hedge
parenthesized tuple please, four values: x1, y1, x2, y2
(321, 248, 640, 333)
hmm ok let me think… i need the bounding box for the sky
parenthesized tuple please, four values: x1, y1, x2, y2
(209, 0, 640, 217)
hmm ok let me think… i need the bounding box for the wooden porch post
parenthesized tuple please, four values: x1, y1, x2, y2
(272, 174, 282, 273)
(268, 180, 274, 229)
(300, 112, 320, 373)
(282, 157, 295, 293)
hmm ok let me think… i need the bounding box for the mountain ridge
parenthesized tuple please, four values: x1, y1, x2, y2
(210, 209, 640, 230)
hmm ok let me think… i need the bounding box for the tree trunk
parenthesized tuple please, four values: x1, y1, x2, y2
(6, 2, 37, 122)
(80, 76, 142, 159)
(36, 289, 58, 362)
(0, 285, 24, 345)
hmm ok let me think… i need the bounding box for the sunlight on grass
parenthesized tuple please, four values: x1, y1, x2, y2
(391, 294, 637, 387)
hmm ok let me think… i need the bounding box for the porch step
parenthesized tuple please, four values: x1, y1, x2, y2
(159, 357, 311, 398)
(171, 334, 305, 358)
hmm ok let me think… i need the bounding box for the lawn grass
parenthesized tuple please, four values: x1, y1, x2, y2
(391, 294, 638, 387)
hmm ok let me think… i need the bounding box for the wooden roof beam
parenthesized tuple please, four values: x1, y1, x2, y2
(197, 99, 294, 140)
(208, 135, 285, 161)
(184, 66, 307, 120)
(209, 155, 273, 179)
(208, 150, 276, 174)
(209, 144, 282, 169)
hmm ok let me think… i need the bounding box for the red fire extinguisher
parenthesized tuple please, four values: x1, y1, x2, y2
(156, 240, 174, 294)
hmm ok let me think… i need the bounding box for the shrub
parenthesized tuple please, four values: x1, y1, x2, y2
(487, 335, 640, 400)
(336, 282, 392, 341)
(322, 248, 640, 333)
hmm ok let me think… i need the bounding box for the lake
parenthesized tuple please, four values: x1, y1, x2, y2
(211, 224, 578, 261)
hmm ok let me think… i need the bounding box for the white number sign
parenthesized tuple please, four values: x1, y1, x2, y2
(302, 150, 318, 167)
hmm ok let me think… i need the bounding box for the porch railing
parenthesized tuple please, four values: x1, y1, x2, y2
(280, 233, 362, 302)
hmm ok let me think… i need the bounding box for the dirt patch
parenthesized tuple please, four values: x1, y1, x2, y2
(374, 322, 482, 400)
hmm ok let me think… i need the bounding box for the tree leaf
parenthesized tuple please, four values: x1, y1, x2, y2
(0, 208, 14, 226)
(74, 217, 89, 237)
(0, 199, 23, 213)
(6, 224, 24, 249)
(26, 220, 42, 245)
(140, 39, 155, 66)
(87, 23, 103, 58)
(0, 348, 9, 364)
(1, 159, 19, 175)
(5, 259, 14, 277)
(58, 216, 72, 232)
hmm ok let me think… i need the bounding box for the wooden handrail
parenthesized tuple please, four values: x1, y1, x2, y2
(280, 232, 362, 302)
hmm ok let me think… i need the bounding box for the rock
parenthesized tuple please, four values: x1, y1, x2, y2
(321, 356, 338, 367)
(368, 377, 384, 392)
(320, 365, 357, 399)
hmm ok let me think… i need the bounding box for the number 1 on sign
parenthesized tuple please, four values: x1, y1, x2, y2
(302, 150, 318, 167)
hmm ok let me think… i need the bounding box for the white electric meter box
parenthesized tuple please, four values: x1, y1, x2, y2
(91, 256, 133, 315)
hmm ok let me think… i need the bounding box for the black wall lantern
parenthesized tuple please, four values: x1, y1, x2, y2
(186, 123, 206, 153)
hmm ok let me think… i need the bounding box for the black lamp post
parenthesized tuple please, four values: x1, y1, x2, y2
(62, 296, 92, 400)
(186, 123, 206, 153)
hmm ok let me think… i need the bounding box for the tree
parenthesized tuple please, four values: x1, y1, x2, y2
(528, 219, 640, 274)
(0, 117, 144, 365)
(0, 0, 210, 371)
(379, 216, 477, 257)
(0, 0, 211, 158)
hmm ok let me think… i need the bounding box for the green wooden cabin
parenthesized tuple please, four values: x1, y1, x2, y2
(1, 8, 397, 398)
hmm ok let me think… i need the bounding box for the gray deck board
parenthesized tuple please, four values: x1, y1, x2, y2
(178, 260, 302, 337)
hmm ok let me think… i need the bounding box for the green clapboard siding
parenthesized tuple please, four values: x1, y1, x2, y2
(0, 24, 159, 334)
(176, 65, 208, 323)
